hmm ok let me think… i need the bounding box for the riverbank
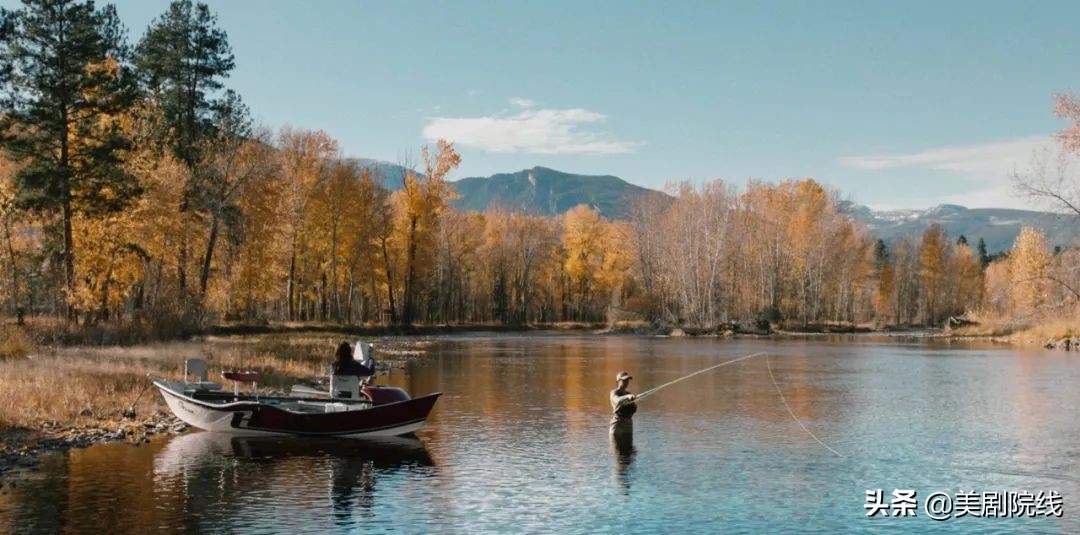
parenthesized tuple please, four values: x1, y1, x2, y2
(0, 333, 434, 476)
(943, 315, 1079, 351)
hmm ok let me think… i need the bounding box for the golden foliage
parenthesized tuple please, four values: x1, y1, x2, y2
(1009, 226, 1050, 315)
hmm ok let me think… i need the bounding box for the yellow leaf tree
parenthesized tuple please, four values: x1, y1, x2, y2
(397, 140, 460, 326)
(1009, 226, 1050, 316)
(918, 224, 950, 325)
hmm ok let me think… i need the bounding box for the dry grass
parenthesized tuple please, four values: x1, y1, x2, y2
(955, 307, 1080, 342)
(1010, 315, 1079, 344)
(20, 310, 205, 347)
(0, 333, 423, 431)
(0, 325, 31, 360)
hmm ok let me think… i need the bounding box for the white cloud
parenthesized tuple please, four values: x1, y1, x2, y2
(840, 136, 1056, 208)
(509, 97, 535, 108)
(840, 135, 1050, 174)
(423, 107, 643, 155)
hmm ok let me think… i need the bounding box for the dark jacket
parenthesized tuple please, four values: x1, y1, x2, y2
(333, 359, 373, 376)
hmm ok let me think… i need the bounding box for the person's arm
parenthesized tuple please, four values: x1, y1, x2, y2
(610, 390, 636, 412)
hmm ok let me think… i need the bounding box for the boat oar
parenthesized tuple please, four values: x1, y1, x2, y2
(635, 351, 766, 402)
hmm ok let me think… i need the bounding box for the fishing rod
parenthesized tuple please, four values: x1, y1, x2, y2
(634, 351, 766, 402)
(123, 373, 155, 419)
(626, 351, 844, 457)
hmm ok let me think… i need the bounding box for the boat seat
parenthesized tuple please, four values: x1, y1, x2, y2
(330, 374, 364, 400)
(185, 358, 208, 382)
(184, 358, 221, 390)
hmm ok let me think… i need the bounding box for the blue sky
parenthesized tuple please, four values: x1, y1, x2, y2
(7, 0, 1079, 209)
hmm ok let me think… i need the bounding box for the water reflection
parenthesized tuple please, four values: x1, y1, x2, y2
(609, 432, 636, 494)
(151, 432, 433, 532)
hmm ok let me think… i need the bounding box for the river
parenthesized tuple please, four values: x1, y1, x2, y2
(1, 334, 1077, 533)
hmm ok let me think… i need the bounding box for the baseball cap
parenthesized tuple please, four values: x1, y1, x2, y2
(616, 371, 632, 381)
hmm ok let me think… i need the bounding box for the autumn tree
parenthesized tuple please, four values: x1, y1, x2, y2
(950, 242, 983, 315)
(739, 180, 794, 322)
(371, 178, 400, 323)
(193, 92, 270, 298)
(918, 224, 950, 325)
(502, 213, 558, 325)
(0, 155, 36, 321)
(1009, 226, 1050, 316)
(0, 0, 140, 317)
(892, 238, 920, 325)
(982, 258, 1012, 317)
(216, 148, 284, 321)
(562, 205, 607, 320)
(649, 181, 734, 327)
(278, 128, 337, 321)
(136, 0, 235, 294)
(397, 141, 460, 327)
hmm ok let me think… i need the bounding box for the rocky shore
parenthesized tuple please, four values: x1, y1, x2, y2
(1043, 336, 1080, 351)
(0, 411, 189, 477)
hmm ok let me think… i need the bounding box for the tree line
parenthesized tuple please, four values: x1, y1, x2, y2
(0, 0, 1075, 336)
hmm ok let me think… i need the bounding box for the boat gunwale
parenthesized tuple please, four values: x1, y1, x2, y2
(153, 380, 443, 415)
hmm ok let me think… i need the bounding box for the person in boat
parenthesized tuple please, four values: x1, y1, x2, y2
(333, 341, 374, 376)
(610, 371, 637, 437)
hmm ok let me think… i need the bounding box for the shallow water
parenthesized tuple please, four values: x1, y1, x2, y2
(1, 335, 1078, 533)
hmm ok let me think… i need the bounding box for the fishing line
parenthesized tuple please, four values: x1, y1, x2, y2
(635, 351, 766, 402)
(581, 351, 768, 430)
(765, 354, 844, 457)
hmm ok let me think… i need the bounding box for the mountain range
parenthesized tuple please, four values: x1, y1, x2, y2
(355, 160, 1076, 253)
(451, 166, 669, 219)
(840, 202, 1077, 254)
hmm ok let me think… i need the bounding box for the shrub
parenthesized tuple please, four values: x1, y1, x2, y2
(0, 325, 32, 360)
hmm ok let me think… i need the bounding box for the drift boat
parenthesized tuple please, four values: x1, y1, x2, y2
(154, 356, 441, 437)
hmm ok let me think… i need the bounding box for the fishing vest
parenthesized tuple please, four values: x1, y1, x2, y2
(611, 388, 638, 419)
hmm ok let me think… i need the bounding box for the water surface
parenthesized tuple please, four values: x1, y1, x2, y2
(2, 335, 1077, 533)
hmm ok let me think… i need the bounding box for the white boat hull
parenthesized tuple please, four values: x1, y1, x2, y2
(155, 380, 438, 437)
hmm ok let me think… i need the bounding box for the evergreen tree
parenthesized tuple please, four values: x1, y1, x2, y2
(956, 234, 968, 246)
(135, 0, 234, 167)
(873, 238, 889, 269)
(135, 0, 235, 293)
(0, 0, 139, 316)
(976, 237, 990, 268)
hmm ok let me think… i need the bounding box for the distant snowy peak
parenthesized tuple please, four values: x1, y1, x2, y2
(840, 202, 1077, 253)
(871, 209, 923, 224)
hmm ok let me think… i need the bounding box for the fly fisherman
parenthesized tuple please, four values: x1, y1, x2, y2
(610, 371, 637, 436)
